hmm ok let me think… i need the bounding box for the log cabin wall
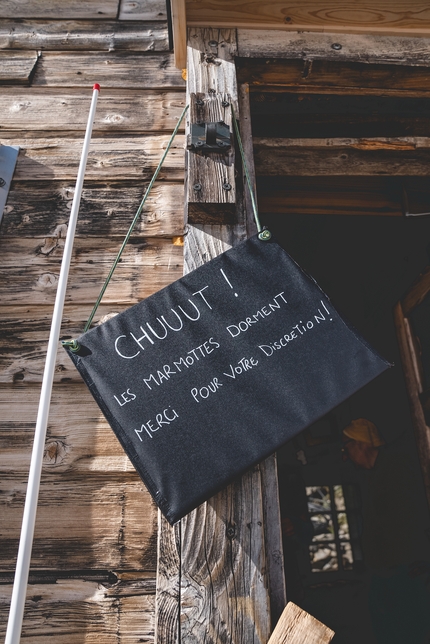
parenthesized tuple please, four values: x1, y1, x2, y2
(0, 2, 186, 641)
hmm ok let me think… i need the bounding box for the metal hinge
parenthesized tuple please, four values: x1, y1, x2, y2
(189, 121, 232, 152)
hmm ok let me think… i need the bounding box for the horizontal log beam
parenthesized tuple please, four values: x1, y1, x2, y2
(0, 19, 169, 51)
(2, 181, 185, 238)
(0, 51, 38, 85)
(32, 52, 185, 89)
(0, 0, 119, 20)
(237, 30, 430, 67)
(0, 89, 186, 132)
(119, 0, 167, 21)
(254, 137, 430, 176)
(0, 237, 183, 305)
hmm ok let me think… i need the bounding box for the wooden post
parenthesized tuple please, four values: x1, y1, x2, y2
(155, 27, 284, 644)
(267, 603, 334, 644)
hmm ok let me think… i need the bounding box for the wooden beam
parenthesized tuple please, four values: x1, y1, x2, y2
(186, 1, 430, 38)
(0, 89, 186, 132)
(171, 0, 187, 70)
(32, 52, 185, 89)
(237, 30, 430, 67)
(267, 602, 334, 644)
(0, 51, 38, 85)
(236, 58, 430, 97)
(119, 0, 167, 21)
(0, 19, 170, 52)
(0, 0, 119, 20)
(254, 137, 430, 176)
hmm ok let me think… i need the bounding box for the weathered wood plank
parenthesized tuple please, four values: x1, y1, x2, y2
(254, 137, 430, 176)
(0, 237, 183, 305)
(33, 52, 184, 89)
(238, 29, 430, 67)
(0, 135, 185, 181)
(0, 580, 155, 643)
(187, 1, 430, 37)
(0, 0, 119, 20)
(0, 51, 38, 85)
(2, 182, 185, 238)
(186, 92, 236, 218)
(0, 19, 169, 51)
(258, 176, 404, 216)
(180, 467, 270, 644)
(0, 89, 186, 132)
(154, 514, 180, 644)
(237, 58, 430, 97)
(0, 472, 157, 571)
(171, 0, 186, 69)
(267, 602, 334, 644)
(119, 0, 167, 21)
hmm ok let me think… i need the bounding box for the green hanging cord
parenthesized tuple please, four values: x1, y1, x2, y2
(81, 103, 189, 334)
(231, 105, 271, 241)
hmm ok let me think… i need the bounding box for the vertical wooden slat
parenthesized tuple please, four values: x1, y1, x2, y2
(170, 0, 187, 69)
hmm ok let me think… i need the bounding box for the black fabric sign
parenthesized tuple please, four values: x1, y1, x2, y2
(65, 235, 390, 524)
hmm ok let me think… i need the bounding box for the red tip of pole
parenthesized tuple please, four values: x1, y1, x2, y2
(93, 83, 101, 91)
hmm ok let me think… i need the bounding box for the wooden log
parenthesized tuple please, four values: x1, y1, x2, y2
(237, 29, 430, 67)
(254, 137, 430, 176)
(0, 19, 169, 52)
(0, 580, 155, 643)
(0, 0, 119, 20)
(0, 471, 157, 571)
(2, 182, 185, 238)
(119, 0, 167, 22)
(33, 52, 184, 89)
(257, 176, 404, 216)
(236, 58, 430, 97)
(0, 135, 185, 181)
(154, 514, 181, 644)
(0, 51, 38, 85)
(187, 1, 430, 38)
(0, 237, 183, 305)
(267, 602, 334, 644)
(0, 89, 186, 132)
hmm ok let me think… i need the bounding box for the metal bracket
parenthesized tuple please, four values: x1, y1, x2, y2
(189, 121, 231, 152)
(0, 144, 19, 227)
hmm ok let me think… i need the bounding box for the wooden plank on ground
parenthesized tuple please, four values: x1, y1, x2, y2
(2, 182, 185, 238)
(237, 30, 430, 67)
(257, 176, 404, 216)
(0, 580, 155, 643)
(0, 51, 38, 85)
(0, 0, 119, 20)
(0, 19, 169, 52)
(236, 58, 430, 97)
(187, 1, 430, 38)
(119, 0, 167, 21)
(254, 137, 430, 176)
(33, 52, 184, 89)
(0, 89, 186, 132)
(0, 135, 185, 181)
(267, 602, 334, 644)
(0, 237, 183, 305)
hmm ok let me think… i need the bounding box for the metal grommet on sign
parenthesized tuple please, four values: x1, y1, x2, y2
(258, 229, 272, 241)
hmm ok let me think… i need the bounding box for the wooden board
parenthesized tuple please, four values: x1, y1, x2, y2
(0, 20, 169, 52)
(0, 51, 38, 85)
(237, 58, 430, 97)
(0, 580, 155, 643)
(119, 0, 167, 21)
(186, 1, 430, 37)
(254, 137, 430, 176)
(2, 182, 185, 238)
(257, 176, 404, 216)
(0, 237, 183, 305)
(0, 89, 186, 133)
(0, 0, 119, 20)
(237, 30, 430, 67)
(267, 602, 334, 644)
(33, 52, 185, 89)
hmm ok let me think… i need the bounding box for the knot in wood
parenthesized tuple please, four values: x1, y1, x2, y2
(43, 439, 69, 466)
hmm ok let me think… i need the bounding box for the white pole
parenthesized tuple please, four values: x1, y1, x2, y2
(5, 84, 100, 644)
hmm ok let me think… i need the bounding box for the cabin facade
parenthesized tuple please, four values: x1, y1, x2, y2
(2, 2, 430, 642)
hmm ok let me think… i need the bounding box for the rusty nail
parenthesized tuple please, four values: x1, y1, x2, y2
(193, 183, 202, 192)
(331, 43, 342, 50)
(223, 182, 232, 191)
(221, 100, 230, 108)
